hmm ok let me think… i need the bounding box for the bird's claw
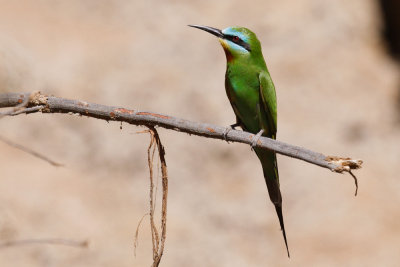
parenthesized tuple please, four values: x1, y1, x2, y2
(222, 127, 231, 142)
(223, 123, 241, 142)
(251, 129, 264, 150)
(230, 122, 240, 130)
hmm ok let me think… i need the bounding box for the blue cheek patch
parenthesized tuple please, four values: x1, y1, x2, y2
(227, 41, 249, 53)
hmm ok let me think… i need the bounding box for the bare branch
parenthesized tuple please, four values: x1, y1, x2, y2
(0, 91, 42, 119)
(0, 92, 363, 174)
(0, 135, 64, 167)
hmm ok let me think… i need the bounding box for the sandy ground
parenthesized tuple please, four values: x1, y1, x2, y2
(1, 0, 400, 266)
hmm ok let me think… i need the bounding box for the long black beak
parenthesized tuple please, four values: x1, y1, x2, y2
(188, 25, 223, 38)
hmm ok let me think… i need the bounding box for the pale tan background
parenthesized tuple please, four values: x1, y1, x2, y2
(1, 0, 399, 266)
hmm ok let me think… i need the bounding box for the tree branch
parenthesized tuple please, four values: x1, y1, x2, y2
(0, 92, 363, 175)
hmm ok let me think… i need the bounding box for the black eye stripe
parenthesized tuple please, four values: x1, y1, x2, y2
(224, 35, 251, 52)
(225, 35, 241, 43)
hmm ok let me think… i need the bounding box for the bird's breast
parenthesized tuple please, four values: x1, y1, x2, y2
(225, 67, 261, 133)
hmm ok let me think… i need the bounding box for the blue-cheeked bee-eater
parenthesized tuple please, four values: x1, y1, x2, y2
(189, 25, 290, 257)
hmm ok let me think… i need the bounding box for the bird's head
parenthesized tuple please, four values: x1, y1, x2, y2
(189, 25, 262, 62)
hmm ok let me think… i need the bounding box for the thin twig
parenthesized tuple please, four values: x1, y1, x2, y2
(151, 127, 168, 267)
(154, 152, 160, 213)
(0, 106, 44, 116)
(147, 130, 159, 260)
(349, 170, 359, 196)
(134, 213, 149, 257)
(142, 127, 168, 267)
(0, 135, 63, 167)
(0, 238, 88, 248)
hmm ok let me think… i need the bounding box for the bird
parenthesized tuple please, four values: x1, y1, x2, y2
(188, 25, 289, 257)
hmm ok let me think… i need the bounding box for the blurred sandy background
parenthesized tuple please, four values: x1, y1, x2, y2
(1, 0, 400, 266)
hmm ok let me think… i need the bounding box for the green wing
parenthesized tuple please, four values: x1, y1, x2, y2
(258, 72, 277, 138)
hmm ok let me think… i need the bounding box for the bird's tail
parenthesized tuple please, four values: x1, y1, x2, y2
(254, 147, 290, 258)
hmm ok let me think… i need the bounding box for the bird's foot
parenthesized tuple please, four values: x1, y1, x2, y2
(230, 122, 241, 130)
(222, 123, 241, 142)
(251, 129, 264, 150)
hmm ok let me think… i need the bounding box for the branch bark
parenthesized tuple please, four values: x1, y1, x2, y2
(0, 92, 363, 174)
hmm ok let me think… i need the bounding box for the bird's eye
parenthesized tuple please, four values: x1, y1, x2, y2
(232, 36, 240, 42)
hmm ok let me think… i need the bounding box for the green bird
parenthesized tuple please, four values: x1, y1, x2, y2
(189, 25, 289, 257)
